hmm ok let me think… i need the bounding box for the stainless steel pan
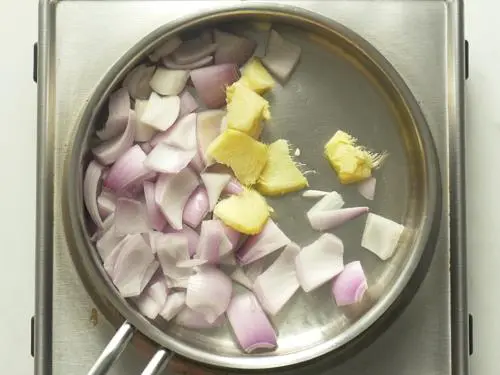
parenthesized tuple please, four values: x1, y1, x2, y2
(63, 4, 441, 374)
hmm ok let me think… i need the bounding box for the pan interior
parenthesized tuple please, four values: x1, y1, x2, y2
(66, 9, 438, 370)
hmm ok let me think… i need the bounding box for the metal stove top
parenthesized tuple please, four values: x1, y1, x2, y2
(35, 1, 468, 374)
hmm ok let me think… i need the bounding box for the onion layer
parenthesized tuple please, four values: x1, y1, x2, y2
(332, 261, 368, 306)
(195, 220, 232, 264)
(160, 291, 186, 321)
(357, 177, 376, 200)
(214, 30, 256, 66)
(96, 88, 130, 140)
(308, 206, 369, 231)
(201, 172, 231, 210)
(144, 144, 196, 173)
(361, 213, 404, 260)
(183, 187, 209, 229)
(226, 292, 277, 353)
(104, 145, 151, 192)
(262, 30, 301, 83)
(123, 64, 156, 100)
(84, 161, 105, 228)
(191, 64, 240, 108)
(149, 68, 190, 96)
(143, 181, 166, 231)
(115, 198, 151, 235)
(140, 92, 180, 132)
(175, 307, 225, 329)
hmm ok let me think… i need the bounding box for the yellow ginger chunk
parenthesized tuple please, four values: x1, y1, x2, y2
(257, 139, 308, 196)
(214, 188, 270, 235)
(239, 58, 275, 94)
(324, 130, 386, 184)
(226, 82, 270, 138)
(207, 129, 268, 185)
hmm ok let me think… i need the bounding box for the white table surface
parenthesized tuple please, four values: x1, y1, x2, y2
(0, 1, 495, 374)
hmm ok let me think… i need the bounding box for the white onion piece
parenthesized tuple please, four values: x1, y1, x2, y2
(178, 90, 199, 118)
(110, 234, 156, 297)
(123, 64, 156, 100)
(158, 168, 199, 230)
(214, 30, 256, 66)
(196, 110, 225, 163)
(201, 172, 231, 210)
(361, 213, 404, 260)
(160, 291, 186, 321)
(224, 178, 244, 195)
(143, 181, 166, 231)
(104, 145, 151, 192)
(191, 64, 240, 108)
(96, 88, 130, 140)
(163, 226, 200, 257)
(163, 55, 213, 70)
(153, 113, 198, 150)
(97, 190, 116, 219)
(222, 222, 241, 250)
(149, 36, 182, 62)
(140, 92, 180, 132)
(262, 30, 301, 82)
(149, 68, 190, 96)
(230, 267, 253, 290)
(190, 151, 206, 173)
(332, 261, 368, 306)
(183, 187, 209, 229)
(295, 233, 344, 292)
(103, 234, 132, 274)
(308, 207, 369, 231)
(92, 212, 116, 242)
(115, 198, 151, 235)
(254, 243, 300, 315)
(306, 191, 344, 220)
(142, 231, 162, 253)
(237, 219, 291, 265)
(175, 307, 225, 329)
(144, 144, 196, 173)
(186, 266, 232, 323)
(133, 275, 169, 319)
(92, 109, 136, 165)
(134, 99, 157, 142)
(357, 177, 377, 201)
(156, 233, 191, 280)
(96, 223, 124, 261)
(226, 292, 277, 353)
(196, 220, 233, 264)
(172, 37, 217, 65)
(302, 189, 331, 198)
(83, 161, 105, 228)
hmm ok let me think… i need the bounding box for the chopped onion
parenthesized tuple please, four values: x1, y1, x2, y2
(140, 92, 180, 132)
(149, 68, 190, 96)
(103, 234, 132, 274)
(230, 268, 253, 290)
(96, 222, 124, 261)
(109, 234, 156, 297)
(144, 143, 196, 173)
(302, 189, 331, 198)
(97, 190, 116, 219)
(83, 161, 105, 228)
(156, 233, 191, 280)
(149, 36, 182, 62)
(254, 243, 300, 315)
(222, 222, 241, 250)
(262, 30, 301, 82)
(92, 212, 116, 242)
(115, 198, 151, 235)
(201, 172, 231, 210)
(295, 233, 344, 292)
(177, 259, 207, 268)
(186, 266, 232, 323)
(172, 36, 217, 65)
(163, 55, 213, 70)
(332, 261, 368, 306)
(189, 151, 206, 173)
(224, 178, 244, 195)
(151, 113, 198, 150)
(157, 168, 199, 230)
(160, 291, 186, 321)
(357, 177, 376, 200)
(196, 110, 225, 163)
(133, 274, 169, 319)
(226, 292, 277, 353)
(179, 90, 199, 117)
(196, 220, 232, 263)
(92, 109, 136, 165)
(306, 191, 344, 220)
(175, 307, 225, 329)
(134, 99, 157, 142)
(143, 181, 166, 231)
(191, 64, 240, 108)
(237, 219, 291, 265)
(183, 187, 209, 229)
(96, 88, 130, 140)
(361, 213, 404, 260)
(123, 64, 156, 100)
(308, 207, 369, 231)
(214, 30, 256, 66)
(163, 226, 200, 257)
(104, 145, 151, 192)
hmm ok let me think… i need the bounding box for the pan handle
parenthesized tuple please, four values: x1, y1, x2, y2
(88, 321, 135, 375)
(141, 349, 174, 375)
